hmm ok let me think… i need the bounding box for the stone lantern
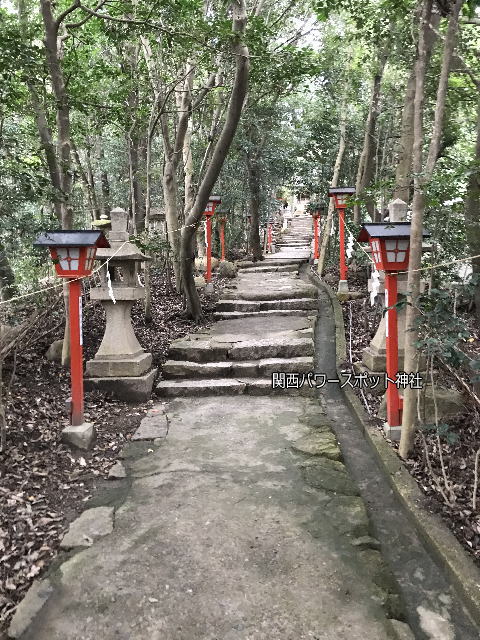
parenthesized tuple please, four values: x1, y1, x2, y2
(149, 208, 166, 236)
(85, 207, 157, 401)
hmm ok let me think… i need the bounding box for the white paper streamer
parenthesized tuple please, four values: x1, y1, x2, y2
(106, 269, 116, 304)
(330, 218, 335, 236)
(346, 233, 354, 259)
(137, 273, 145, 288)
(204, 220, 208, 248)
(370, 268, 380, 307)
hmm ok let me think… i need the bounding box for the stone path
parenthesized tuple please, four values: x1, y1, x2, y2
(10, 216, 412, 639)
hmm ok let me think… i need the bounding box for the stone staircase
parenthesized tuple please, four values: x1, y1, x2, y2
(156, 215, 317, 397)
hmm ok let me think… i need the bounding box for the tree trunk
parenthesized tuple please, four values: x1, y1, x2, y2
(353, 47, 388, 224)
(163, 159, 183, 290)
(393, 10, 441, 203)
(399, 0, 463, 458)
(465, 95, 480, 325)
(247, 156, 263, 261)
(180, 0, 249, 320)
(318, 107, 347, 276)
(98, 140, 110, 216)
(129, 132, 146, 233)
(39, 0, 73, 230)
(0, 241, 16, 301)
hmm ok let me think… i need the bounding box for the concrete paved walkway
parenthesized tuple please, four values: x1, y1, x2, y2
(10, 216, 410, 640)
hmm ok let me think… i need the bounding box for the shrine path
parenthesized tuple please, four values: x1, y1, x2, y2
(10, 216, 479, 640)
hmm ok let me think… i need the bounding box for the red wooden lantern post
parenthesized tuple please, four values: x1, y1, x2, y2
(309, 204, 324, 261)
(357, 222, 429, 439)
(34, 231, 109, 428)
(328, 187, 355, 293)
(218, 215, 227, 261)
(267, 218, 273, 253)
(203, 195, 221, 283)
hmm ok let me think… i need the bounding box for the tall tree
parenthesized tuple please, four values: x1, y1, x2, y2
(180, 0, 249, 319)
(399, 0, 465, 458)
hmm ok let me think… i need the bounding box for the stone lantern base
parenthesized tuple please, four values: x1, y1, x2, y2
(84, 367, 157, 402)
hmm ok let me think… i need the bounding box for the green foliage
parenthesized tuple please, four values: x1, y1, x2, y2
(419, 421, 459, 445)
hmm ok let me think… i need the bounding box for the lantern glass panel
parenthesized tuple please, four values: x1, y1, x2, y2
(371, 239, 382, 266)
(385, 238, 409, 263)
(57, 247, 79, 271)
(85, 247, 97, 271)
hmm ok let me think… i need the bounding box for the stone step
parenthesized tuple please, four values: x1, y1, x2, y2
(155, 377, 314, 397)
(163, 356, 313, 379)
(213, 309, 313, 320)
(216, 298, 318, 312)
(239, 264, 298, 273)
(168, 336, 314, 363)
(237, 259, 303, 268)
(221, 288, 317, 302)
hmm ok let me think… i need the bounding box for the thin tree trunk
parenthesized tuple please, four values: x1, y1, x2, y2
(39, 0, 73, 230)
(163, 159, 183, 290)
(0, 241, 16, 301)
(247, 155, 263, 261)
(39, 0, 76, 367)
(465, 95, 480, 325)
(353, 47, 388, 224)
(72, 142, 100, 221)
(400, 0, 463, 458)
(180, 0, 249, 320)
(393, 10, 441, 203)
(318, 106, 347, 276)
(98, 139, 110, 215)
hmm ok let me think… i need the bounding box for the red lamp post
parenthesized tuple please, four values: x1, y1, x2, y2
(357, 222, 429, 439)
(217, 214, 227, 261)
(328, 187, 355, 293)
(203, 195, 221, 283)
(267, 218, 273, 253)
(34, 231, 109, 427)
(309, 204, 324, 260)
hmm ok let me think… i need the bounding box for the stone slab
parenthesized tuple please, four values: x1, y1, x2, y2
(84, 368, 157, 402)
(299, 458, 360, 495)
(168, 341, 230, 363)
(210, 315, 313, 336)
(216, 298, 317, 312)
(156, 378, 246, 397)
(163, 360, 232, 378)
(228, 337, 313, 360)
(108, 462, 127, 479)
(258, 356, 313, 375)
(291, 431, 342, 461)
(86, 352, 152, 378)
(61, 423, 95, 450)
(60, 506, 114, 550)
(214, 309, 312, 320)
(323, 496, 370, 538)
(132, 411, 169, 440)
(8, 579, 53, 639)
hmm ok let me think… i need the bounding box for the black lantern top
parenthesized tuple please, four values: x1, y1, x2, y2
(34, 230, 110, 248)
(328, 187, 355, 196)
(357, 222, 430, 243)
